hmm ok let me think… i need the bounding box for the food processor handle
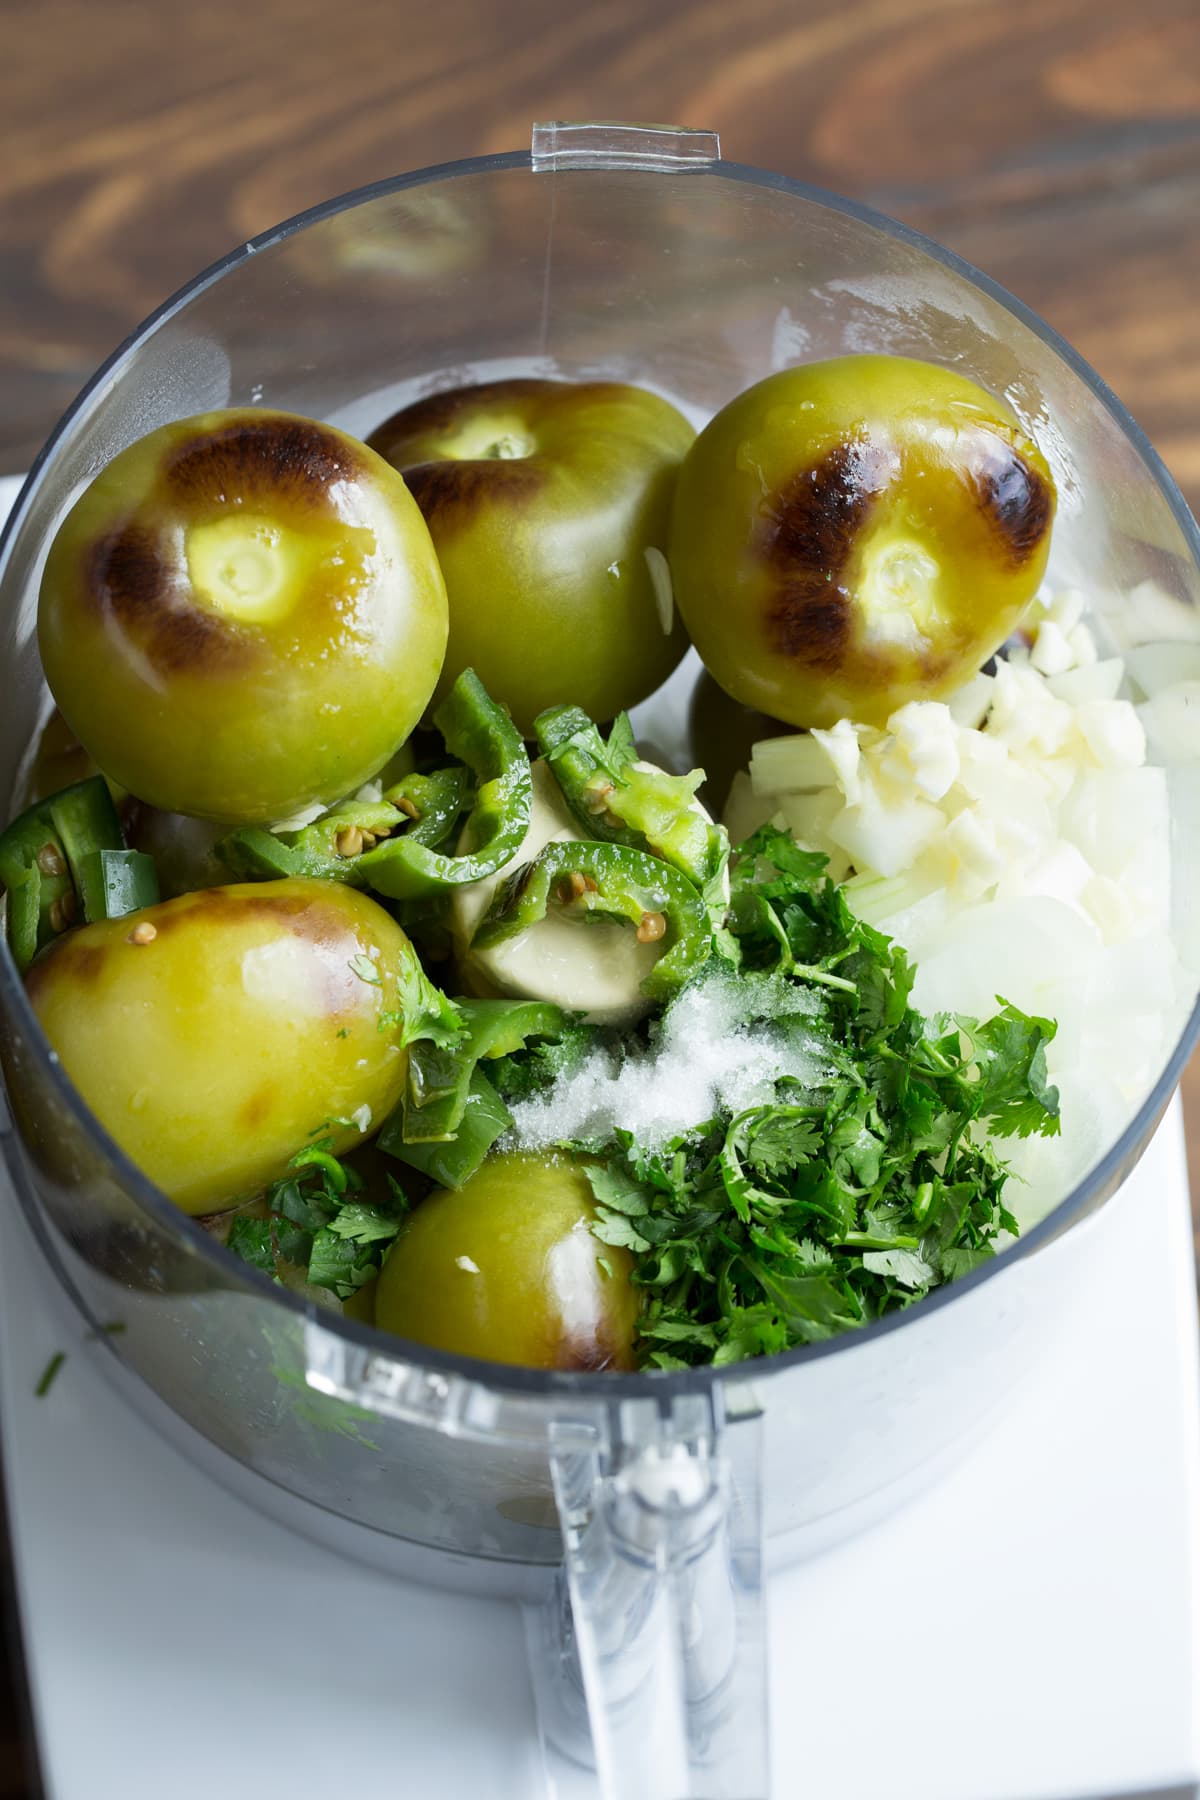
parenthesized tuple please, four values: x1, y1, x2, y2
(530, 120, 722, 173)
(525, 1391, 769, 1800)
(525, 115, 768, 1796)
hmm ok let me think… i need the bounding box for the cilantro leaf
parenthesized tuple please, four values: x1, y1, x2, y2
(963, 1001, 1061, 1139)
(385, 950, 465, 1051)
(226, 1216, 276, 1275)
(225, 1147, 409, 1301)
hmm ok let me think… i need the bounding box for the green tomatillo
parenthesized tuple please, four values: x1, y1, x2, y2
(38, 409, 449, 824)
(374, 1151, 639, 1371)
(24, 878, 416, 1215)
(669, 355, 1057, 729)
(367, 378, 695, 734)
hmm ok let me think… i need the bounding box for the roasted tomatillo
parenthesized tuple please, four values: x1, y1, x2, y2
(24, 879, 415, 1215)
(38, 409, 448, 824)
(367, 378, 694, 735)
(668, 355, 1056, 729)
(374, 1152, 639, 1371)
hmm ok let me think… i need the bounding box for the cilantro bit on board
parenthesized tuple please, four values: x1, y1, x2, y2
(35, 1351, 66, 1397)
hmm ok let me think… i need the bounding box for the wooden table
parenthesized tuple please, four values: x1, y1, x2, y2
(1, 1, 1199, 1793)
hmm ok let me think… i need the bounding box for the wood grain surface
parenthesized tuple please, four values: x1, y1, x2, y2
(1, 0, 1198, 1791)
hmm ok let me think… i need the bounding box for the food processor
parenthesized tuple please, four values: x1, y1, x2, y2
(2, 122, 1199, 1800)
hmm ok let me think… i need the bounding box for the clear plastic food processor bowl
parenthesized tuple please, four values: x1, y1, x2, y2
(2, 123, 1199, 1800)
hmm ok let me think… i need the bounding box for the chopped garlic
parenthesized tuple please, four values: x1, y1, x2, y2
(884, 701, 959, 800)
(947, 671, 994, 730)
(1041, 588, 1087, 635)
(810, 717, 863, 804)
(1030, 619, 1075, 676)
(721, 583, 1194, 1229)
(1066, 622, 1099, 667)
(1046, 658, 1124, 706)
(989, 662, 1075, 757)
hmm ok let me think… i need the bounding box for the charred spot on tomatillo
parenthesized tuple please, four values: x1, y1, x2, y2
(367, 376, 696, 735)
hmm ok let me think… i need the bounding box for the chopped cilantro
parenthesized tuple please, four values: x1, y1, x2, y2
(225, 1146, 409, 1301)
(560, 825, 1061, 1368)
(489, 1019, 601, 1106)
(226, 1216, 275, 1274)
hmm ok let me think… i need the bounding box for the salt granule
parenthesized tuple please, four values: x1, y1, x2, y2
(508, 966, 832, 1153)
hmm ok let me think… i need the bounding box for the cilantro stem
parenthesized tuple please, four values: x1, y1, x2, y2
(289, 1148, 349, 1192)
(837, 1231, 922, 1251)
(912, 1181, 934, 1222)
(790, 961, 857, 994)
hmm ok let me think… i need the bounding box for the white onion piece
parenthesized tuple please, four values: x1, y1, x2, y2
(826, 780, 943, 879)
(1047, 658, 1124, 706)
(1058, 766, 1168, 885)
(749, 733, 831, 797)
(1030, 619, 1075, 676)
(722, 769, 773, 846)
(1127, 641, 1200, 699)
(1117, 580, 1200, 648)
(1139, 683, 1200, 763)
(909, 896, 1100, 1021)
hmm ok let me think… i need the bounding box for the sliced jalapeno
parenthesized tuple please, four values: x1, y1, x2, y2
(397, 997, 572, 1145)
(78, 848, 160, 925)
(378, 1067, 512, 1190)
(0, 776, 159, 970)
(473, 840, 712, 1001)
(365, 670, 532, 899)
(219, 669, 531, 902)
(535, 703, 727, 893)
(218, 770, 470, 884)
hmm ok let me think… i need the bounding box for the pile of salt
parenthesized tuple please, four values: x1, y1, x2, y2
(507, 966, 832, 1153)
